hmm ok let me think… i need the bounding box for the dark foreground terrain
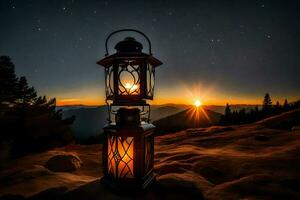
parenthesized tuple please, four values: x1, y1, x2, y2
(0, 109, 299, 200)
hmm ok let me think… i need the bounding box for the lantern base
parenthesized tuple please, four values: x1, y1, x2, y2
(101, 173, 156, 190)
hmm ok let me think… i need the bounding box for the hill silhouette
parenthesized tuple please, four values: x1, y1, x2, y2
(62, 106, 107, 138)
(61, 104, 188, 138)
(153, 106, 222, 135)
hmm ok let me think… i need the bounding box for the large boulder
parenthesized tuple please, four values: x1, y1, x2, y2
(45, 153, 82, 172)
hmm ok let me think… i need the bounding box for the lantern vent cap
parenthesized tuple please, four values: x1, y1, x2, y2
(115, 37, 143, 53)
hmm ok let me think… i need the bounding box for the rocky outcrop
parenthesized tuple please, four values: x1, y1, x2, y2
(45, 153, 82, 172)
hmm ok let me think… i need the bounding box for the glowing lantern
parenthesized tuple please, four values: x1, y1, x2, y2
(97, 29, 162, 189)
(97, 29, 162, 105)
(102, 108, 155, 188)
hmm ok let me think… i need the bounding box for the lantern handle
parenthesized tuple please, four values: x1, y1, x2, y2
(105, 29, 152, 56)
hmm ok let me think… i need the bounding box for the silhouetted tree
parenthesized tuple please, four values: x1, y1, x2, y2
(219, 93, 300, 125)
(0, 56, 75, 162)
(273, 101, 281, 114)
(17, 76, 37, 104)
(219, 103, 232, 124)
(225, 103, 231, 116)
(262, 93, 272, 114)
(0, 56, 18, 104)
(283, 99, 289, 111)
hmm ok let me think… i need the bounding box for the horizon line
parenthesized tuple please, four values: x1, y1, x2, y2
(56, 103, 266, 107)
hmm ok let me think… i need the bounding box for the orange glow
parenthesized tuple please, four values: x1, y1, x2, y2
(57, 98, 102, 106)
(187, 104, 211, 123)
(108, 136, 134, 178)
(53, 81, 300, 106)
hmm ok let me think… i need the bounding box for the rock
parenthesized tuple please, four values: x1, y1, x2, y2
(254, 134, 270, 141)
(45, 153, 82, 172)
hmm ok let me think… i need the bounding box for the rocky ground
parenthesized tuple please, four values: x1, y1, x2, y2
(0, 109, 299, 200)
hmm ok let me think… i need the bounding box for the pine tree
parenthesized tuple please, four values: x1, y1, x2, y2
(283, 99, 289, 111)
(0, 56, 75, 159)
(16, 76, 37, 104)
(0, 56, 18, 104)
(224, 103, 231, 116)
(0, 56, 37, 105)
(262, 93, 272, 114)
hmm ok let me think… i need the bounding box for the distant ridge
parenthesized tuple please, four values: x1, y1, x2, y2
(60, 104, 188, 138)
(153, 106, 222, 135)
(60, 103, 264, 138)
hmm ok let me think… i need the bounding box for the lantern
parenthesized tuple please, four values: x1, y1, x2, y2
(102, 108, 155, 189)
(97, 30, 162, 105)
(97, 29, 162, 189)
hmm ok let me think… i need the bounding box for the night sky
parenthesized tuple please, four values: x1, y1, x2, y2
(0, 0, 299, 105)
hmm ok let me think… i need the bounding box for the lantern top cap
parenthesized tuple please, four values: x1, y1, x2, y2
(115, 37, 143, 53)
(97, 29, 162, 67)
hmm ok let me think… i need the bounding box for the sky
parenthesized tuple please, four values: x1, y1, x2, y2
(0, 0, 299, 106)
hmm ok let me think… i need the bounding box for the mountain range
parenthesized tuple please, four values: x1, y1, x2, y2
(60, 104, 258, 138)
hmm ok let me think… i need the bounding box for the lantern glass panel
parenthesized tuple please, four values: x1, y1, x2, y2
(118, 60, 140, 96)
(146, 63, 155, 97)
(105, 66, 114, 99)
(107, 135, 134, 178)
(144, 135, 154, 173)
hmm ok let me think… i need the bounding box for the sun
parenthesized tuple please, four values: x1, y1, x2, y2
(194, 100, 202, 107)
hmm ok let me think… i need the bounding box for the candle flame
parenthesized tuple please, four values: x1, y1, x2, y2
(125, 83, 138, 92)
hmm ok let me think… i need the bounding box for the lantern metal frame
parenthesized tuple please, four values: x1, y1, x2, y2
(98, 29, 162, 105)
(106, 103, 151, 124)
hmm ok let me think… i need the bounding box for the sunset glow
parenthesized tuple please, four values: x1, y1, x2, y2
(187, 103, 211, 123)
(194, 100, 202, 107)
(54, 81, 300, 107)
